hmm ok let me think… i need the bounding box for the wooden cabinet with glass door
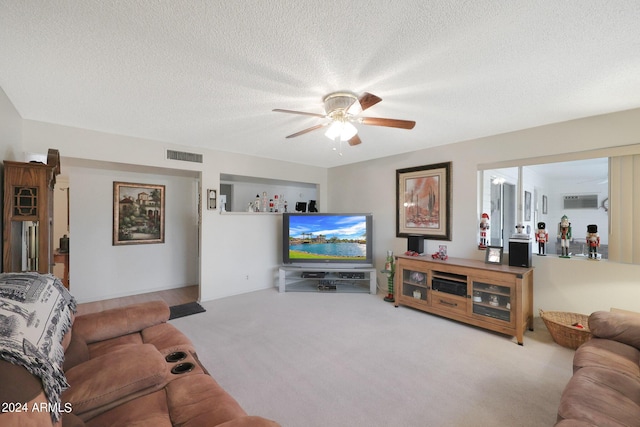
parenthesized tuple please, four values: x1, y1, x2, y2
(3, 149, 60, 275)
(394, 254, 534, 345)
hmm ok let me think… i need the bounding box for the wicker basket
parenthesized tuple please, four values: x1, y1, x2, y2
(539, 309, 592, 350)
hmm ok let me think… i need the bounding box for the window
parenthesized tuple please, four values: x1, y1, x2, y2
(480, 158, 609, 259)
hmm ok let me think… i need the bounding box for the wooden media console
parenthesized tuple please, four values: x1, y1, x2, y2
(394, 254, 534, 345)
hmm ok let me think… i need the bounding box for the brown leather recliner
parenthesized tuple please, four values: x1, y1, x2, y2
(1, 300, 280, 427)
(555, 310, 640, 426)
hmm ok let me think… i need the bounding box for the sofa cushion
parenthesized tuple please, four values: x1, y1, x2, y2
(73, 301, 170, 344)
(0, 360, 42, 404)
(86, 332, 143, 359)
(573, 338, 640, 378)
(86, 322, 195, 360)
(64, 332, 90, 372)
(85, 387, 172, 427)
(63, 413, 87, 427)
(63, 343, 168, 420)
(142, 322, 195, 354)
(166, 374, 247, 426)
(85, 374, 280, 427)
(555, 420, 598, 427)
(589, 311, 640, 349)
(557, 366, 640, 426)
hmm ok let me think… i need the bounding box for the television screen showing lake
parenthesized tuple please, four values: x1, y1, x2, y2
(287, 214, 368, 260)
(290, 243, 366, 259)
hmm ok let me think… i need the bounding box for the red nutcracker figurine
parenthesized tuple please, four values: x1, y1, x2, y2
(535, 222, 548, 256)
(479, 213, 490, 249)
(586, 224, 600, 260)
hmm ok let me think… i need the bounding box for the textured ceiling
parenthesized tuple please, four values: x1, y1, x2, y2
(1, 1, 639, 168)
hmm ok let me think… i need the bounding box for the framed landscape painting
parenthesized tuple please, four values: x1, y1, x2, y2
(396, 162, 452, 240)
(113, 182, 165, 245)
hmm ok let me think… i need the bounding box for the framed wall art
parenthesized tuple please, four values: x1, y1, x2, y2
(113, 182, 165, 245)
(396, 162, 452, 240)
(524, 191, 532, 221)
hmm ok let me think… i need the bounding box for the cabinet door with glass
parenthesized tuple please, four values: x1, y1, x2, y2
(399, 268, 429, 304)
(470, 279, 515, 327)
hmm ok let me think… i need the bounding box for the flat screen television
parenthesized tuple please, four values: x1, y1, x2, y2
(282, 212, 373, 268)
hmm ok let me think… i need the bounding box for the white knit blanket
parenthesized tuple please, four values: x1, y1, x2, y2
(0, 273, 76, 423)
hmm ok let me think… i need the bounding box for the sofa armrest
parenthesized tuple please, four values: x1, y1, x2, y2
(589, 310, 640, 349)
(73, 301, 170, 344)
(0, 360, 56, 427)
(62, 343, 167, 420)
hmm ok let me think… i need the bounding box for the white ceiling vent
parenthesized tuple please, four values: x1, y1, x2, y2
(563, 195, 598, 209)
(166, 149, 203, 163)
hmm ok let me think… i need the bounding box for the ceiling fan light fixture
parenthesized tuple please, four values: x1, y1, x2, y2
(324, 121, 357, 141)
(274, 91, 414, 148)
(323, 92, 358, 114)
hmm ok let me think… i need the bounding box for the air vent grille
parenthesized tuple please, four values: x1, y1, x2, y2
(563, 195, 598, 209)
(166, 149, 203, 163)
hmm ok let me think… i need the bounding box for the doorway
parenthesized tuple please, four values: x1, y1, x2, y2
(490, 182, 516, 247)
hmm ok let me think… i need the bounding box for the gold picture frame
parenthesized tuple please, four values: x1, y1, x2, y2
(396, 162, 452, 239)
(113, 182, 165, 245)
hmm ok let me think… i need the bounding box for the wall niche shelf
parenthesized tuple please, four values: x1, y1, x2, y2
(219, 173, 318, 213)
(219, 211, 282, 216)
(394, 255, 534, 345)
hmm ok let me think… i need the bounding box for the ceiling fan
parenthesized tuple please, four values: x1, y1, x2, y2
(273, 92, 415, 147)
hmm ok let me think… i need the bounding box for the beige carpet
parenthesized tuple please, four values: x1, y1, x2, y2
(170, 289, 574, 427)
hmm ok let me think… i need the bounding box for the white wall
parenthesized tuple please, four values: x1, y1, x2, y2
(62, 164, 199, 302)
(18, 119, 328, 302)
(0, 88, 23, 265)
(200, 151, 327, 301)
(0, 87, 22, 160)
(328, 108, 640, 314)
(545, 176, 609, 247)
(52, 175, 69, 280)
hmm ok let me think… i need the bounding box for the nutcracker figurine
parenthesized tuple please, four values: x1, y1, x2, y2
(382, 250, 395, 302)
(535, 222, 548, 255)
(586, 224, 600, 260)
(479, 213, 490, 249)
(559, 215, 572, 258)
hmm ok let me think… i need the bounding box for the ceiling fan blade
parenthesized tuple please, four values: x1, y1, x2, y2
(273, 108, 327, 118)
(285, 123, 328, 138)
(358, 92, 382, 111)
(359, 117, 416, 130)
(348, 134, 362, 146)
(345, 97, 362, 115)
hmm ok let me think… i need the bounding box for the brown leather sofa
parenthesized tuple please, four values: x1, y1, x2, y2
(1, 300, 280, 427)
(556, 310, 640, 426)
